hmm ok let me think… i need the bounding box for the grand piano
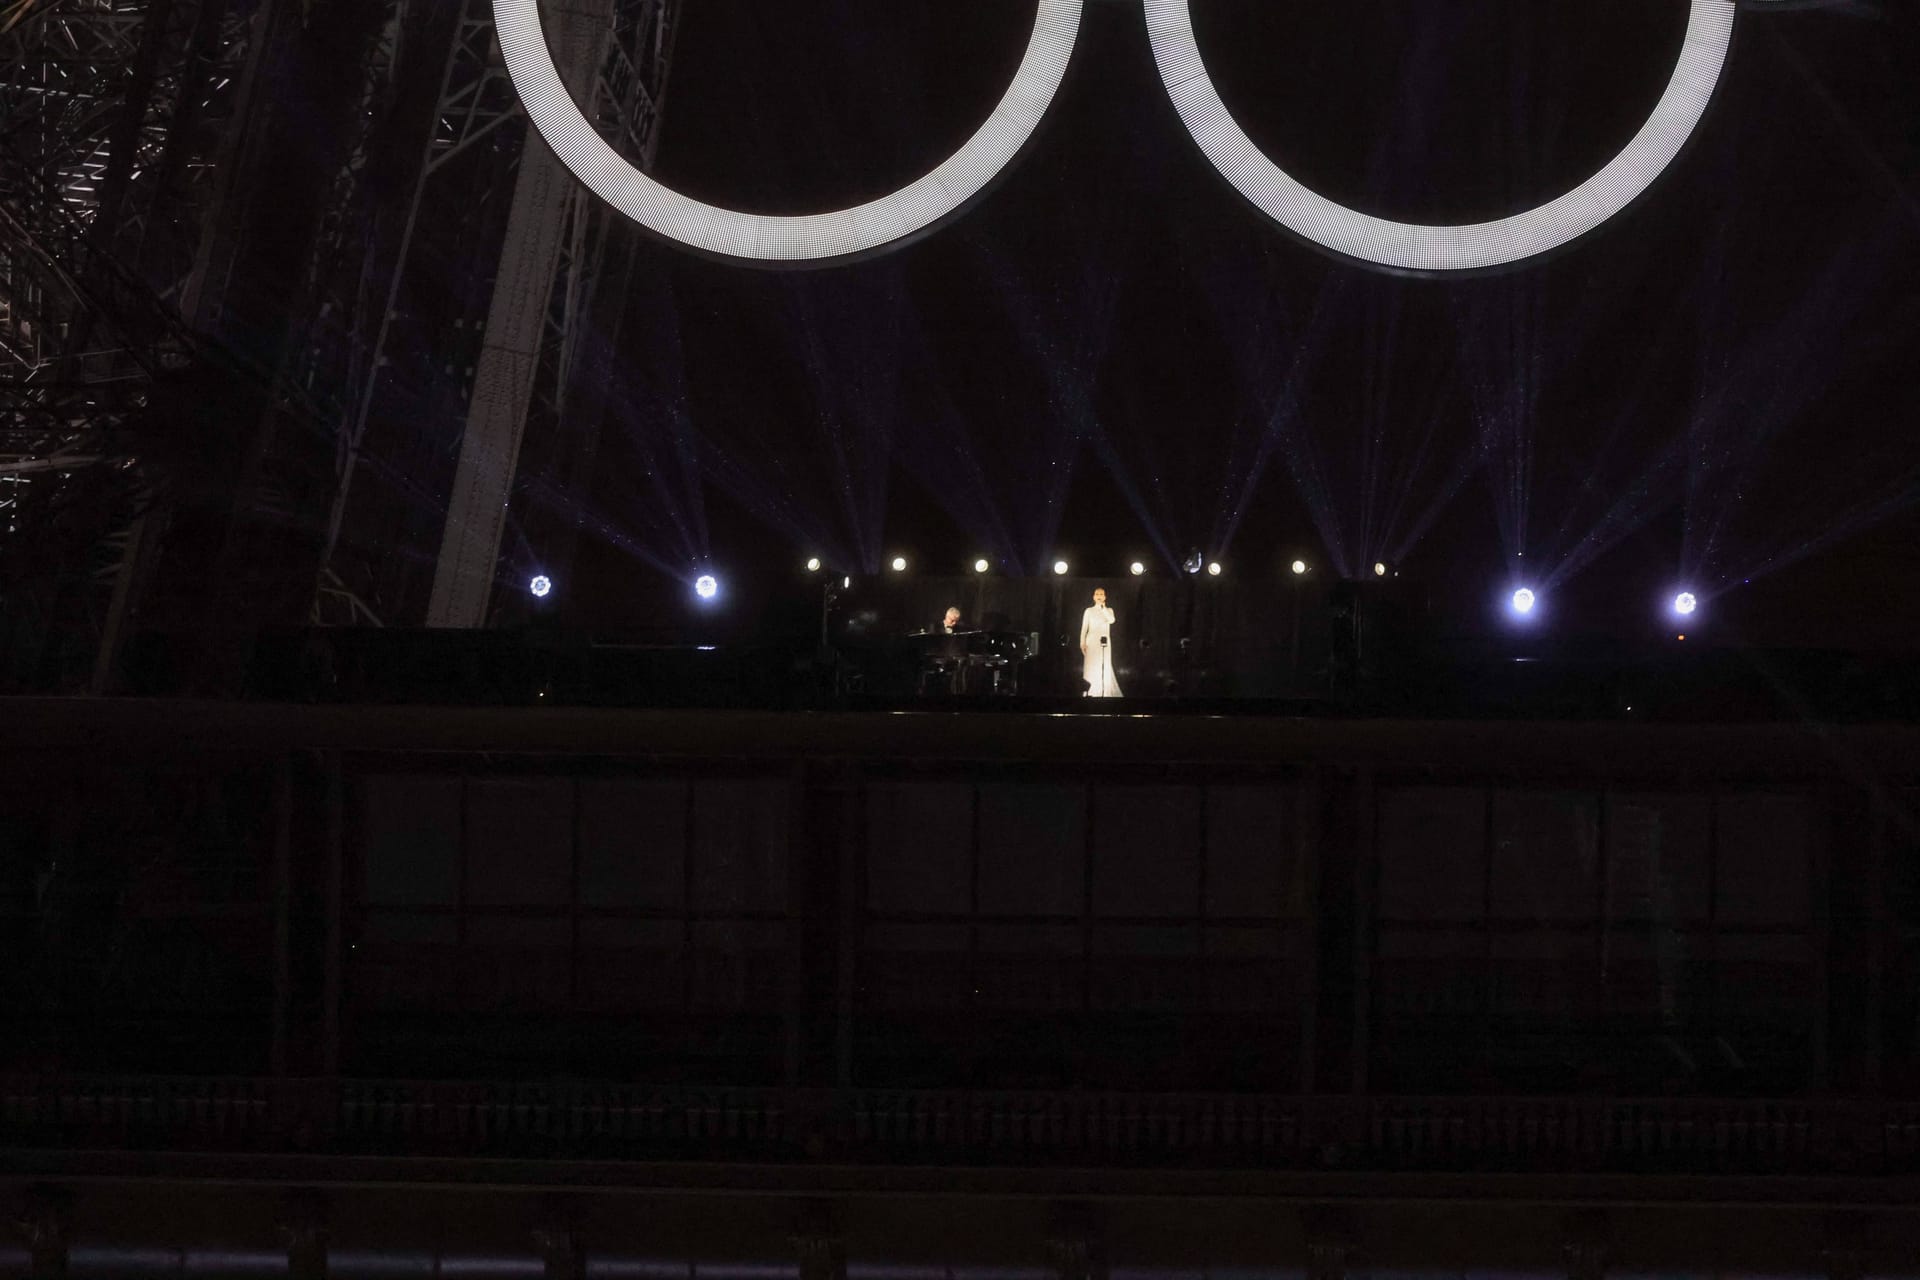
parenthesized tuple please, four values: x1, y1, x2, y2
(905, 628, 1034, 695)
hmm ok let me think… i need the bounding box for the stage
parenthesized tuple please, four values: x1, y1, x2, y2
(204, 619, 1920, 724)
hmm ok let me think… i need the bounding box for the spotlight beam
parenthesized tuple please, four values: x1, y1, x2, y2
(1682, 218, 1909, 593)
(1083, 425, 1181, 574)
(1205, 264, 1350, 574)
(598, 285, 711, 569)
(525, 479, 698, 583)
(1530, 268, 1712, 587)
(785, 277, 898, 573)
(1715, 452, 1920, 591)
(697, 427, 855, 572)
(1542, 442, 1688, 594)
(1372, 313, 1473, 568)
(891, 299, 1023, 572)
(981, 249, 1126, 570)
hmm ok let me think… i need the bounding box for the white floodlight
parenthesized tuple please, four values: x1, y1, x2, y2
(1206, 561, 1223, 577)
(1052, 559, 1070, 576)
(1290, 559, 1308, 576)
(805, 557, 822, 573)
(1511, 587, 1537, 616)
(1143, 0, 1736, 271)
(1129, 561, 1146, 576)
(973, 558, 991, 574)
(890, 556, 908, 573)
(529, 574, 552, 598)
(1673, 590, 1698, 616)
(1374, 562, 1388, 577)
(694, 574, 720, 601)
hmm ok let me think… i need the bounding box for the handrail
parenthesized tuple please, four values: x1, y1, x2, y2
(6, 1074, 1919, 1172)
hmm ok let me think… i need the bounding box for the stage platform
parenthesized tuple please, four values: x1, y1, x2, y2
(174, 625, 1920, 723)
(8, 695, 1920, 774)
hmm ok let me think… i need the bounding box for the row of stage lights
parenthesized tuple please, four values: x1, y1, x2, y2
(807, 555, 1364, 579)
(836, 559, 1705, 624)
(531, 565, 1704, 622)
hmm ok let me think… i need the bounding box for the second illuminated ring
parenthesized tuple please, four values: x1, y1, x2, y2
(1142, 0, 1737, 272)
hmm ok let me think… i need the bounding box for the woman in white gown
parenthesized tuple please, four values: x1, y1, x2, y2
(1079, 587, 1122, 697)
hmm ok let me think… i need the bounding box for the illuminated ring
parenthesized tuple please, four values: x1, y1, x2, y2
(494, 0, 1084, 264)
(1143, 0, 1737, 272)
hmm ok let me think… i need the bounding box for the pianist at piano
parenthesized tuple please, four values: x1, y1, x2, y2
(908, 616, 1028, 695)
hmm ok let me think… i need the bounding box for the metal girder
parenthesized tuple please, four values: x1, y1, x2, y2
(0, 0, 265, 475)
(428, 0, 530, 174)
(310, 0, 679, 627)
(499, 0, 676, 625)
(1, 0, 680, 685)
(0, 0, 268, 692)
(0, 0, 260, 368)
(305, 0, 524, 620)
(426, 0, 612, 629)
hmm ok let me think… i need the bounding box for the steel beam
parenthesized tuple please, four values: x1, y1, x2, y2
(425, 0, 610, 628)
(314, 0, 677, 628)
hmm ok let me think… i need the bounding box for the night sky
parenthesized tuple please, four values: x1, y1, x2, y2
(553, 0, 1920, 650)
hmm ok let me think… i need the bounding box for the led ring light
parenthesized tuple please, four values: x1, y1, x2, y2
(493, 0, 1084, 264)
(1143, 0, 1737, 272)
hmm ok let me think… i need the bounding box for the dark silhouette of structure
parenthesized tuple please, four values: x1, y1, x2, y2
(6, 698, 1920, 1276)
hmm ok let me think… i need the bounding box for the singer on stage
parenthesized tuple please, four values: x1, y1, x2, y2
(1079, 587, 1122, 697)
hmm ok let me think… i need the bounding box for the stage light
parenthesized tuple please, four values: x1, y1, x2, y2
(1673, 590, 1698, 616)
(495, 0, 1083, 263)
(973, 558, 991, 574)
(1129, 561, 1146, 576)
(1290, 559, 1308, 576)
(1183, 551, 1204, 575)
(1374, 562, 1387, 577)
(693, 574, 719, 601)
(1143, 0, 1735, 271)
(805, 556, 821, 573)
(890, 556, 907, 573)
(1511, 587, 1537, 616)
(528, 574, 552, 598)
(1052, 559, 1070, 576)
(1206, 561, 1222, 577)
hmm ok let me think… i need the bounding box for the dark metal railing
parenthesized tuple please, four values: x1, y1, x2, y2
(6, 1074, 1920, 1174)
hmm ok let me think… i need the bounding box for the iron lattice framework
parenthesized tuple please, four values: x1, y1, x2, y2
(0, 0, 680, 688)
(307, 0, 680, 629)
(0, 0, 268, 688)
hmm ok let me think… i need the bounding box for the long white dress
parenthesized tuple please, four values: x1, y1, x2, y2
(1079, 605, 1122, 697)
